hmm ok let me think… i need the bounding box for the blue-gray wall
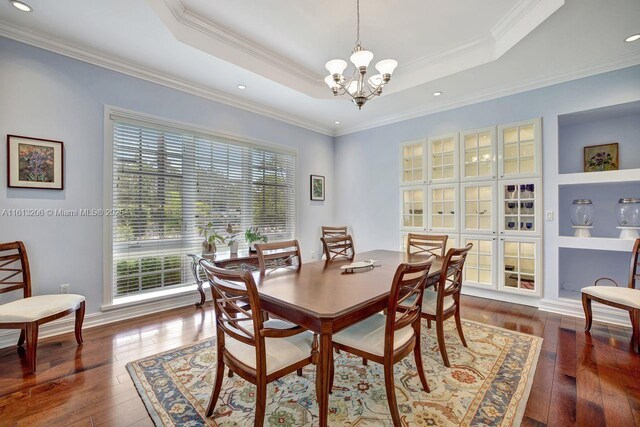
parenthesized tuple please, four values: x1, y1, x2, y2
(334, 65, 640, 301)
(0, 37, 334, 314)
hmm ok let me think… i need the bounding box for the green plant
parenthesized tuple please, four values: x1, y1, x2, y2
(225, 223, 240, 246)
(244, 226, 268, 245)
(197, 222, 226, 246)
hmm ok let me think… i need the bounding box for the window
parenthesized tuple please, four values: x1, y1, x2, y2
(108, 113, 296, 299)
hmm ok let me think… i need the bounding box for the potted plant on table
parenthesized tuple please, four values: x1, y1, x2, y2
(245, 226, 268, 253)
(197, 222, 226, 254)
(225, 223, 241, 255)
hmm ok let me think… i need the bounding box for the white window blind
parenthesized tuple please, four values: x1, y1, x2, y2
(110, 118, 296, 298)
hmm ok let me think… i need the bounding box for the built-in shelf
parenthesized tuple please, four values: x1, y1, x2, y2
(557, 236, 636, 252)
(557, 169, 640, 185)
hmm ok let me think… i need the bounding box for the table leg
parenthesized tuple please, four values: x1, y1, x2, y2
(189, 255, 206, 308)
(316, 332, 332, 427)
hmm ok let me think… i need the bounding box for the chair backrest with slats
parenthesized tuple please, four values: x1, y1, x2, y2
(199, 260, 265, 360)
(436, 244, 473, 306)
(255, 240, 302, 275)
(407, 233, 448, 257)
(0, 241, 31, 299)
(321, 226, 348, 239)
(320, 235, 355, 263)
(384, 258, 434, 353)
(629, 238, 640, 289)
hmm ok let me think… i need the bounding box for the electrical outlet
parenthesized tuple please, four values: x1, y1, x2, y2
(60, 284, 70, 294)
(545, 211, 554, 221)
(311, 251, 316, 260)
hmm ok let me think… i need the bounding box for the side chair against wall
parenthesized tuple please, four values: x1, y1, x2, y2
(420, 244, 473, 367)
(582, 238, 640, 352)
(199, 260, 316, 425)
(321, 225, 348, 239)
(320, 234, 355, 264)
(255, 240, 302, 276)
(406, 233, 448, 257)
(330, 258, 435, 426)
(0, 241, 85, 373)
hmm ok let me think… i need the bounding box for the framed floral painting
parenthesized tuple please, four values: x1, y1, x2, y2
(310, 175, 325, 201)
(584, 142, 618, 172)
(7, 135, 64, 189)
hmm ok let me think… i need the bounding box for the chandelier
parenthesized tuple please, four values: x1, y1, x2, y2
(324, 0, 398, 110)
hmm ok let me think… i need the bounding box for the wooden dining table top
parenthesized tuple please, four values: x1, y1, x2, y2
(252, 250, 442, 331)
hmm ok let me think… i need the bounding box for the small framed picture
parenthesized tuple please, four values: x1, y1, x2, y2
(7, 135, 64, 189)
(584, 142, 619, 172)
(310, 175, 325, 201)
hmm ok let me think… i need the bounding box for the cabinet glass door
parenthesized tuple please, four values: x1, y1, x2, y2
(462, 182, 496, 234)
(462, 236, 496, 289)
(428, 134, 458, 183)
(401, 141, 425, 185)
(498, 118, 541, 178)
(428, 184, 458, 232)
(499, 178, 541, 237)
(461, 128, 495, 181)
(401, 187, 425, 230)
(500, 238, 541, 296)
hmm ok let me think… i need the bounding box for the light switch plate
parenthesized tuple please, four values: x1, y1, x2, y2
(545, 211, 554, 221)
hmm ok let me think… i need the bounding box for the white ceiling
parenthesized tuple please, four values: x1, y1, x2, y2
(0, 0, 639, 136)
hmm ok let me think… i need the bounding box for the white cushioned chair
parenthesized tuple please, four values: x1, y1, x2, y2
(582, 238, 640, 352)
(199, 259, 316, 425)
(331, 258, 434, 427)
(0, 241, 85, 373)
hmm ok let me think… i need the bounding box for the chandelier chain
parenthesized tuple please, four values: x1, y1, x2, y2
(356, 0, 360, 45)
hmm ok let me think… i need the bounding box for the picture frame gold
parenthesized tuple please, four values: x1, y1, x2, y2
(583, 142, 618, 172)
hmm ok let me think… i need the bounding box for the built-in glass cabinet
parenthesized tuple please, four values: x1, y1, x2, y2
(400, 117, 543, 298)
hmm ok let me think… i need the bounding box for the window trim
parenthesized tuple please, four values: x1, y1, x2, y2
(102, 106, 298, 307)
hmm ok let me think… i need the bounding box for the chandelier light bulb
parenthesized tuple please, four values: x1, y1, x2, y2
(375, 59, 398, 76)
(324, 75, 337, 88)
(350, 50, 374, 69)
(325, 59, 348, 76)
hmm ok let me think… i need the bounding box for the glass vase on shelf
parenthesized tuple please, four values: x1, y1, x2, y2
(569, 199, 594, 238)
(616, 198, 640, 239)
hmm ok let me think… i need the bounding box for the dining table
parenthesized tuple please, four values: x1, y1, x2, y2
(251, 249, 443, 427)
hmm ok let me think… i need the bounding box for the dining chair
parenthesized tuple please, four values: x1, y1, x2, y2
(320, 234, 355, 264)
(0, 241, 85, 373)
(200, 260, 316, 425)
(420, 243, 473, 367)
(406, 233, 448, 257)
(255, 240, 302, 275)
(330, 258, 434, 426)
(321, 225, 348, 238)
(582, 238, 640, 352)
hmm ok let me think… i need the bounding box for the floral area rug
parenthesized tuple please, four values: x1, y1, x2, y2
(127, 319, 542, 426)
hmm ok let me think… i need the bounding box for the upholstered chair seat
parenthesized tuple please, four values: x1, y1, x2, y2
(421, 289, 455, 316)
(225, 319, 314, 374)
(333, 313, 414, 357)
(0, 294, 85, 323)
(581, 286, 640, 309)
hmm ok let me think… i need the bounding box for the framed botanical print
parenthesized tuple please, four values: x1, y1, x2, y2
(584, 142, 619, 172)
(7, 135, 64, 189)
(310, 175, 325, 201)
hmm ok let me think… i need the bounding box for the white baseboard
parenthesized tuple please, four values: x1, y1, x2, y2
(539, 297, 631, 328)
(0, 287, 211, 350)
(461, 287, 540, 307)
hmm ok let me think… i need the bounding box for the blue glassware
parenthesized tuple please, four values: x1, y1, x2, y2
(508, 221, 515, 229)
(526, 222, 533, 230)
(526, 184, 535, 194)
(520, 221, 525, 229)
(525, 202, 534, 209)
(506, 185, 516, 199)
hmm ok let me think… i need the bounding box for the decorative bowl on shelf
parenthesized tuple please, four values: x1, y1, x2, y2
(617, 198, 640, 239)
(570, 199, 594, 238)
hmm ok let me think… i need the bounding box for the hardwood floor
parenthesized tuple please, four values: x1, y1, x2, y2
(1, 295, 639, 426)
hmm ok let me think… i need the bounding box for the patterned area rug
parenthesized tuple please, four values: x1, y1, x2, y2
(127, 319, 542, 426)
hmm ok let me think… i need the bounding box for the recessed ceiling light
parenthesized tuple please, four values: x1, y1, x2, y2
(625, 34, 640, 43)
(237, 84, 246, 90)
(10, 0, 32, 12)
(433, 91, 443, 97)
(334, 121, 341, 125)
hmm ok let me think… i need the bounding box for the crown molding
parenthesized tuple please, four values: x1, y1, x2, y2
(147, 0, 328, 98)
(0, 20, 334, 136)
(147, 0, 564, 98)
(335, 54, 640, 137)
